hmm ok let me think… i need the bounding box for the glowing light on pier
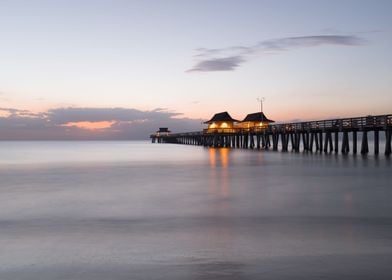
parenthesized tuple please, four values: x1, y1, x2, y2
(221, 122, 228, 128)
(209, 123, 217, 129)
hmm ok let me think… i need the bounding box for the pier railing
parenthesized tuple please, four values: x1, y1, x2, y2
(270, 114, 392, 132)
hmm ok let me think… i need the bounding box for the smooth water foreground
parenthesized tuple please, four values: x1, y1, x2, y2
(0, 141, 391, 280)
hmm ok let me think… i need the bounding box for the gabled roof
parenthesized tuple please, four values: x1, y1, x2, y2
(155, 127, 171, 134)
(241, 112, 274, 123)
(204, 111, 239, 124)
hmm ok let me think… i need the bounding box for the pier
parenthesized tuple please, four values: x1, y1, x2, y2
(151, 114, 392, 156)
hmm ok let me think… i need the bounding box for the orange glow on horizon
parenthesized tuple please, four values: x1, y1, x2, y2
(62, 121, 115, 130)
(0, 111, 10, 117)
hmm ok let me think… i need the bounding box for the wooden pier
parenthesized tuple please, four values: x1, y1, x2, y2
(151, 114, 392, 156)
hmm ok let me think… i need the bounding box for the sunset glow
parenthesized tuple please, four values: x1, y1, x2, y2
(62, 121, 115, 130)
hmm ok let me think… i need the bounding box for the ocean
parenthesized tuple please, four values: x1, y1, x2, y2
(0, 141, 391, 280)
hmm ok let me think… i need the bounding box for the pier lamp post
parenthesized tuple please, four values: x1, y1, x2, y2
(257, 97, 265, 113)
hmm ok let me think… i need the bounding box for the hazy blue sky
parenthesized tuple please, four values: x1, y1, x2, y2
(0, 0, 391, 139)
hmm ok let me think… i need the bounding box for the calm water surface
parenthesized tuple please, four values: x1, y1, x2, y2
(0, 141, 391, 279)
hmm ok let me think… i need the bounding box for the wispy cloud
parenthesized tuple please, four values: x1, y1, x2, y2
(0, 107, 203, 140)
(0, 107, 43, 118)
(187, 35, 366, 72)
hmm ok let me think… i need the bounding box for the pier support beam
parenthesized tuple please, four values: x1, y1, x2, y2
(374, 130, 379, 155)
(309, 132, 314, 152)
(353, 131, 357, 154)
(319, 132, 323, 153)
(315, 132, 319, 151)
(302, 133, 308, 151)
(262, 133, 271, 150)
(341, 131, 350, 154)
(328, 132, 333, 153)
(250, 134, 255, 149)
(306, 132, 310, 151)
(281, 133, 287, 152)
(361, 131, 369, 155)
(385, 130, 391, 156)
(334, 132, 339, 154)
(322, 132, 333, 153)
(266, 134, 271, 149)
(323, 132, 328, 153)
(290, 133, 294, 151)
(294, 133, 300, 152)
(272, 133, 278, 151)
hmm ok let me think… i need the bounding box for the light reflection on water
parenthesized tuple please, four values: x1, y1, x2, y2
(209, 148, 230, 199)
(0, 141, 391, 280)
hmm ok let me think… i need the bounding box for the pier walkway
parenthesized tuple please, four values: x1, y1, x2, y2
(151, 114, 392, 155)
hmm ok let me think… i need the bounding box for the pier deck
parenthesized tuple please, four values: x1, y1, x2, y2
(151, 114, 392, 155)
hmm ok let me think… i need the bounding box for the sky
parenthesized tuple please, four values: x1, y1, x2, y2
(0, 0, 391, 139)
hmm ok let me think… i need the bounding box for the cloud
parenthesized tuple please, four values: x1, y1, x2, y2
(0, 107, 43, 118)
(0, 107, 203, 140)
(257, 35, 365, 50)
(47, 107, 181, 124)
(187, 35, 366, 72)
(186, 56, 245, 72)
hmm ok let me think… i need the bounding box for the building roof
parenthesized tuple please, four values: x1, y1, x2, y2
(241, 112, 274, 123)
(157, 127, 171, 132)
(204, 111, 239, 124)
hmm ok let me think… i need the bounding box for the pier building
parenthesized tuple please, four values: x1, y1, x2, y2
(239, 112, 275, 131)
(204, 111, 239, 133)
